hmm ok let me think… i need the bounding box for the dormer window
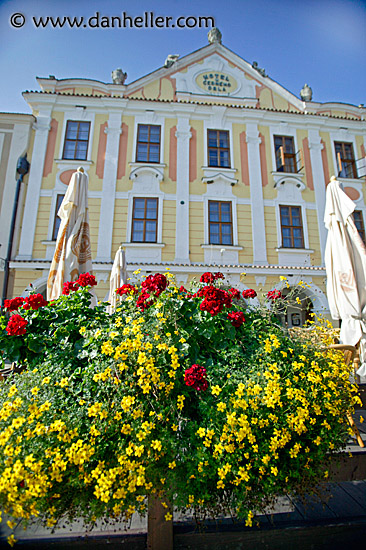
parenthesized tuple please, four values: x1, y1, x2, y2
(136, 124, 161, 163)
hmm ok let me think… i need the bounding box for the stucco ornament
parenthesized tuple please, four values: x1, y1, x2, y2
(111, 68, 127, 85)
(164, 54, 180, 68)
(208, 27, 222, 44)
(300, 83, 313, 102)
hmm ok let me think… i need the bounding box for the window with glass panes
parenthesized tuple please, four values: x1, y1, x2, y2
(136, 125, 161, 163)
(51, 194, 65, 240)
(62, 121, 90, 160)
(353, 210, 365, 244)
(208, 201, 233, 245)
(274, 135, 296, 173)
(131, 198, 158, 242)
(280, 206, 304, 248)
(207, 130, 230, 168)
(334, 142, 357, 178)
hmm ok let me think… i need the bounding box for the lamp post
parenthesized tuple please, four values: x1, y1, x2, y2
(1, 154, 30, 308)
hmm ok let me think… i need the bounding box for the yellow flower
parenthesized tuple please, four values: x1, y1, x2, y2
(30, 387, 39, 396)
(7, 535, 17, 547)
(79, 326, 86, 335)
(42, 377, 51, 385)
(168, 461, 176, 469)
(217, 402, 226, 412)
(211, 385, 222, 396)
(60, 378, 68, 388)
(271, 466, 278, 476)
(8, 385, 17, 397)
(165, 512, 172, 521)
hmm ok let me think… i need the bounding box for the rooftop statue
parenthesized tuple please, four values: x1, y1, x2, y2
(111, 68, 127, 85)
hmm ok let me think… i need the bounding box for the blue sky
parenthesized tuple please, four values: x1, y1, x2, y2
(0, 0, 365, 113)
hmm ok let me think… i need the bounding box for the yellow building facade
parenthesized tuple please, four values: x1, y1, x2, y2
(4, 29, 366, 325)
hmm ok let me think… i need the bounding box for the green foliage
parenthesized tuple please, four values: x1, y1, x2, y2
(0, 274, 361, 535)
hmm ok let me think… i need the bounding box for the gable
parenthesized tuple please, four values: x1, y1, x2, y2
(125, 46, 303, 112)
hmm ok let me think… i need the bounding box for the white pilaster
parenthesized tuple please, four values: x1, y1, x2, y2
(308, 129, 327, 263)
(0, 123, 31, 259)
(246, 123, 268, 264)
(17, 113, 51, 260)
(174, 116, 191, 263)
(96, 112, 122, 261)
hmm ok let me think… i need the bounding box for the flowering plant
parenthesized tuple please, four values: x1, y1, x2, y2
(0, 272, 361, 540)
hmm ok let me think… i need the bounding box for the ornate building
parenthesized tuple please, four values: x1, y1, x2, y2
(2, 30, 366, 325)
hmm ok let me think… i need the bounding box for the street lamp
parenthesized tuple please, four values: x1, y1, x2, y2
(1, 154, 30, 308)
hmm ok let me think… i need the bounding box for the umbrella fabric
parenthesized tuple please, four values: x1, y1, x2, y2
(324, 177, 366, 376)
(107, 247, 127, 314)
(47, 170, 93, 300)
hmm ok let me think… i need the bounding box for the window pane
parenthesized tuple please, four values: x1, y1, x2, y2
(285, 138, 294, 153)
(219, 132, 229, 148)
(138, 125, 149, 142)
(208, 150, 218, 166)
(208, 131, 217, 147)
(220, 150, 230, 167)
(75, 142, 88, 159)
(222, 225, 231, 235)
(78, 123, 90, 140)
(66, 122, 78, 139)
(149, 126, 160, 143)
(283, 237, 292, 247)
(222, 233, 232, 245)
(136, 144, 148, 162)
(145, 232, 156, 242)
(63, 142, 75, 159)
(149, 145, 160, 162)
(293, 237, 303, 248)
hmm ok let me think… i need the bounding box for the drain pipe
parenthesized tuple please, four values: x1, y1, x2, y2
(1, 154, 30, 308)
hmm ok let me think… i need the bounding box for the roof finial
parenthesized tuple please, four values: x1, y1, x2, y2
(300, 83, 313, 102)
(208, 27, 222, 44)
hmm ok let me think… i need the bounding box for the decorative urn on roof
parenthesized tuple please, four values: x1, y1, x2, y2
(208, 27, 222, 44)
(300, 83, 313, 102)
(111, 68, 127, 85)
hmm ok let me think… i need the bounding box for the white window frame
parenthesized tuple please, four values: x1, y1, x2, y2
(126, 191, 164, 244)
(132, 113, 165, 165)
(58, 109, 95, 161)
(269, 124, 300, 174)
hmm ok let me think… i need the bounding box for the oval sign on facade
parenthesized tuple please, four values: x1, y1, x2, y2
(195, 72, 238, 95)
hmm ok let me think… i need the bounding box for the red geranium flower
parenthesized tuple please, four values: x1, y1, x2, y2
(141, 274, 168, 297)
(195, 285, 232, 316)
(6, 314, 28, 336)
(62, 281, 80, 295)
(214, 272, 225, 280)
(228, 288, 241, 300)
(23, 293, 47, 310)
(228, 311, 246, 327)
(184, 364, 208, 392)
(242, 289, 257, 299)
(116, 284, 138, 296)
(4, 297, 24, 311)
(136, 291, 155, 311)
(77, 273, 97, 287)
(267, 290, 282, 301)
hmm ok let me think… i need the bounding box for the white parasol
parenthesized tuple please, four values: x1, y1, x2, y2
(47, 167, 93, 300)
(324, 176, 366, 377)
(107, 246, 127, 314)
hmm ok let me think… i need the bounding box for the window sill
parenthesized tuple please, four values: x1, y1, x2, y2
(122, 242, 165, 248)
(276, 247, 314, 254)
(129, 162, 166, 169)
(201, 244, 242, 251)
(272, 171, 304, 178)
(55, 159, 93, 165)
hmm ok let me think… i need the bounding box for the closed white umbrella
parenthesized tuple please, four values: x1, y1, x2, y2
(107, 246, 127, 313)
(47, 167, 93, 300)
(324, 176, 366, 377)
